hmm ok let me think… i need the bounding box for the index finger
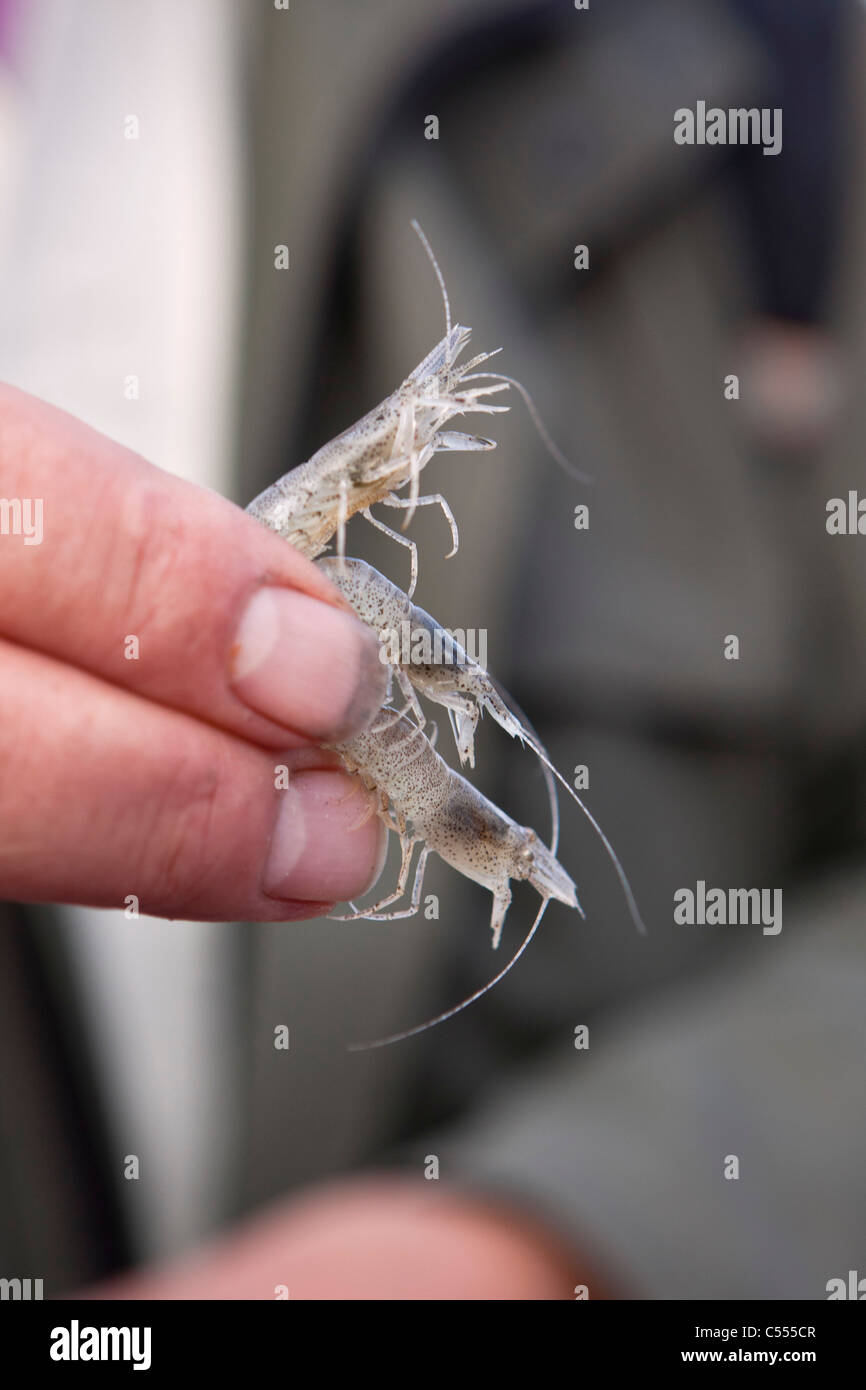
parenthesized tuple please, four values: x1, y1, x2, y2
(0, 384, 387, 748)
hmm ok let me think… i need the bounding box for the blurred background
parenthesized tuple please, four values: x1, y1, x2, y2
(0, 0, 864, 1298)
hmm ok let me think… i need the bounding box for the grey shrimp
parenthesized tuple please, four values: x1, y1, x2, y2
(246, 225, 508, 597)
(333, 710, 581, 1050)
(246, 222, 590, 596)
(317, 555, 518, 769)
(318, 555, 646, 939)
(333, 710, 581, 944)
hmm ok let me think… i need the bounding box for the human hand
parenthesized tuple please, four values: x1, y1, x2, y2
(0, 384, 388, 919)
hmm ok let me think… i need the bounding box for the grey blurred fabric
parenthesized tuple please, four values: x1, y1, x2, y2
(230, 0, 866, 1298)
(3, 0, 866, 1298)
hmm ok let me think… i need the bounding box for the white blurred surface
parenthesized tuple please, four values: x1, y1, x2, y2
(0, 0, 244, 1257)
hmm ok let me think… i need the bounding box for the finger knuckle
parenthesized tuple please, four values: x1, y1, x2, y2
(141, 751, 227, 916)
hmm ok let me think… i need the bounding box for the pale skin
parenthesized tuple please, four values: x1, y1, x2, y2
(90, 1179, 592, 1301)
(0, 384, 599, 1299)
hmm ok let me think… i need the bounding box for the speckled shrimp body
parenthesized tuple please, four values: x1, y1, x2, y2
(334, 711, 580, 951)
(317, 555, 524, 769)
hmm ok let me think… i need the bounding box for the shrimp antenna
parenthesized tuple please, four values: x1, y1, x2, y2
(410, 220, 591, 486)
(532, 743, 646, 936)
(484, 672, 645, 937)
(410, 219, 451, 348)
(486, 681, 560, 855)
(461, 370, 594, 485)
(347, 899, 549, 1052)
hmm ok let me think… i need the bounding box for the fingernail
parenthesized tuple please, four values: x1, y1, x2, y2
(263, 769, 388, 902)
(231, 588, 387, 739)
